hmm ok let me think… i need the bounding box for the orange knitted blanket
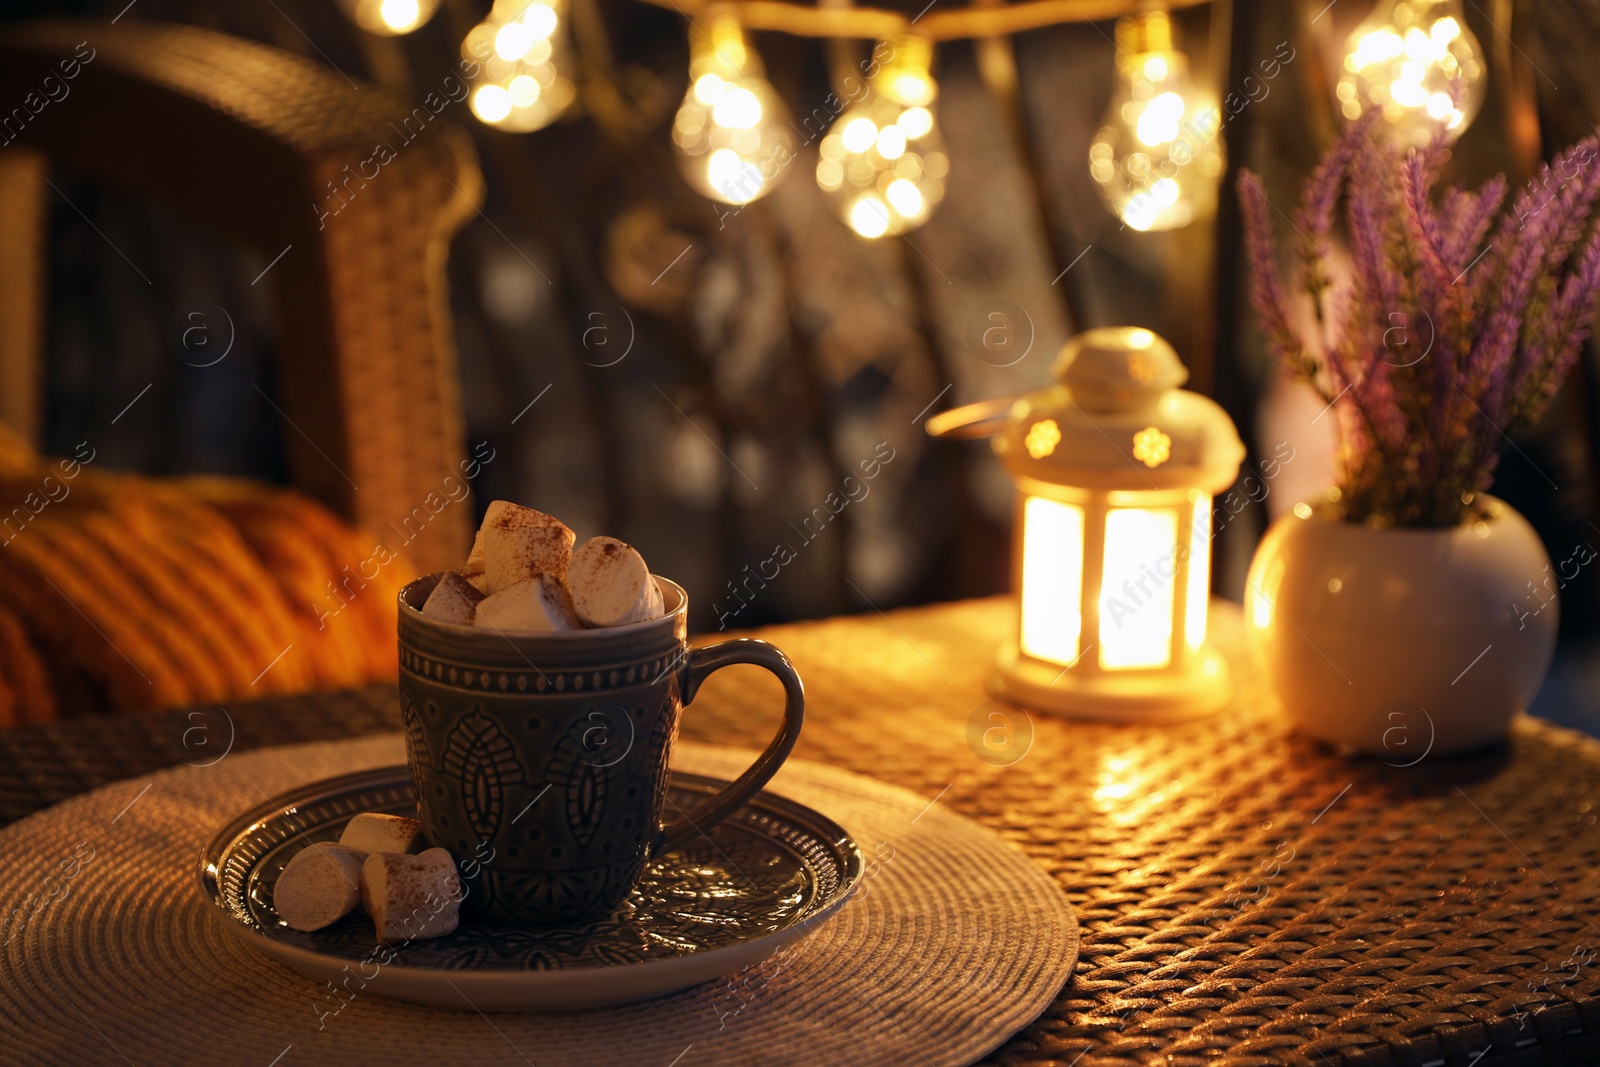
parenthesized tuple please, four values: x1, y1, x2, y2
(0, 429, 412, 722)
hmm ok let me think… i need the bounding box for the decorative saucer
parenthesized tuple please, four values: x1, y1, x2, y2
(197, 765, 863, 1010)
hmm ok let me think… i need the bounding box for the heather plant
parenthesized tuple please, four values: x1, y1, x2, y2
(1239, 118, 1600, 527)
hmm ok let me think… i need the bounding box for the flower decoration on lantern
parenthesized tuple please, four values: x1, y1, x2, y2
(1132, 426, 1171, 467)
(1025, 419, 1061, 460)
(672, 16, 796, 205)
(337, 0, 438, 36)
(1336, 0, 1485, 145)
(928, 327, 1244, 721)
(465, 0, 578, 133)
(817, 35, 950, 238)
(1089, 10, 1225, 232)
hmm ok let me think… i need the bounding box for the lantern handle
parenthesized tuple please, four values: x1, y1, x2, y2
(925, 395, 1014, 440)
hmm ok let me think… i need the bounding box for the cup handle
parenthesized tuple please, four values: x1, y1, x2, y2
(657, 639, 805, 854)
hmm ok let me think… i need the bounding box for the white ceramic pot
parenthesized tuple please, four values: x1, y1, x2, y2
(1245, 495, 1557, 756)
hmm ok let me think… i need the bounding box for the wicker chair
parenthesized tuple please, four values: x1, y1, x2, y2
(0, 18, 480, 574)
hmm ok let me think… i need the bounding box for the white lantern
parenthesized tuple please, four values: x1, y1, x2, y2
(930, 327, 1244, 721)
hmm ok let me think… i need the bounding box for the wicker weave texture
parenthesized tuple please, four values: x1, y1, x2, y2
(0, 21, 480, 572)
(0, 148, 45, 446)
(680, 599, 1600, 1066)
(4, 598, 1600, 1064)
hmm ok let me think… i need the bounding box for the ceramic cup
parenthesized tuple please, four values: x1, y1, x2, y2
(397, 573, 804, 925)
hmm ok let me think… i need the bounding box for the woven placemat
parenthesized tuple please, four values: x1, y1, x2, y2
(0, 735, 1076, 1067)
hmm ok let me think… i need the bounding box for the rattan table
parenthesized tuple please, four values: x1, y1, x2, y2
(5, 597, 1600, 1066)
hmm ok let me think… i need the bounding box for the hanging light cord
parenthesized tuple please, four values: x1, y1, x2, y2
(633, 0, 1210, 41)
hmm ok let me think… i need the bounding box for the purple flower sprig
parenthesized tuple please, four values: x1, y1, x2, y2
(1240, 120, 1600, 527)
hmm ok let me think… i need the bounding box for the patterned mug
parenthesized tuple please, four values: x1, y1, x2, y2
(396, 573, 804, 925)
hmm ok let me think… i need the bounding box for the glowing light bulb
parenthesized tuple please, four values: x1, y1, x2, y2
(464, 0, 576, 133)
(841, 118, 878, 154)
(524, 4, 559, 39)
(885, 178, 924, 217)
(473, 84, 513, 124)
(850, 197, 891, 238)
(337, 0, 438, 36)
(1336, 0, 1485, 145)
(672, 17, 795, 206)
(1088, 12, 1224, 232)
(817, 35, 949, 238)
(496, 21, 536, 61)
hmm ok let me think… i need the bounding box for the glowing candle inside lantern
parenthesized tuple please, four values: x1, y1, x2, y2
(1019, 496, 1084, 666)
(1099, 508, 1178, 670)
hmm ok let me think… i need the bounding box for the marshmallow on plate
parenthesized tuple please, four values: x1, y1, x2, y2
(567, 536, 663, 628)
(476, 574, 582, 633)
(478, 501, 575, 594)
(339, 812, 425, 856)
(420, 571, 484, 626)
(274, 842, 366, 932)
(361, 847, 463, 942)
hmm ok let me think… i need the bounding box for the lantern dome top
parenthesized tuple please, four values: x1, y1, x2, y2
(1051, 326, 1188, 412)
(990, 326, 1244, 493)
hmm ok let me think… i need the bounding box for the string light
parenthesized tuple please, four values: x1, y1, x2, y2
(337, 0, 439, 36)
(816, 35, 949, 238)
(671, 17, 796, 205)
(1336, 0, 1485, 145)
(1088, 11, 1224, 232)
(465, 0, 577, 132)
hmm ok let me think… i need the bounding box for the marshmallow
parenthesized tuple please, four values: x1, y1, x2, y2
(567, 537, 661, 628)
(459, 568, 490, 595)
(361, 847, 463, 942)
(339, 812, 425, 856)
(479, 503, 575, 593)
(466, 501, 534, 571)
(420, 571, 484, 626)
(476, 574, 582, 633)
(274, 842, 366, 932)
(481, 499, 548, 529)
